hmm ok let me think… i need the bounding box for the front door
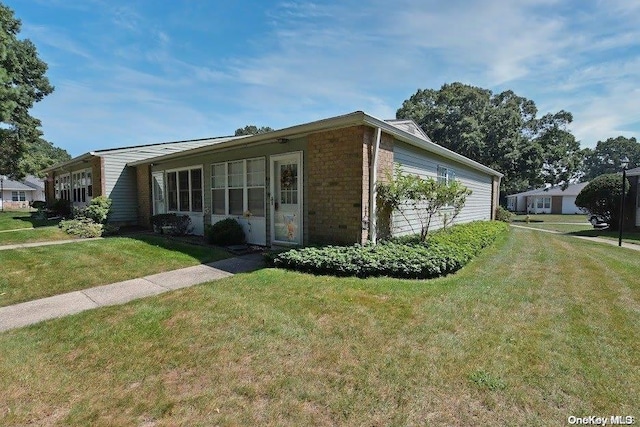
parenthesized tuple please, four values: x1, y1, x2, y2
(271, 152, 302, 245)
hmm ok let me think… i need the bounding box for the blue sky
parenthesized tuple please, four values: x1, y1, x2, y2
(6, 0, 640, 157)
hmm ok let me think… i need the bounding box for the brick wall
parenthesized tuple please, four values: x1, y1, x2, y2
(136, 165, 152, 229)
(90, 157, 104, 197)
(45, 175, 55, 203)
(307, 126, 368, 245)
(362, 127, 394, 241)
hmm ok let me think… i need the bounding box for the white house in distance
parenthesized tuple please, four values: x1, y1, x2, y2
(0, 175, 45, 210)
(506, 182, 589, 214)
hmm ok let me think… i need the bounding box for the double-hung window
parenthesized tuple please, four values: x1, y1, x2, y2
(437, 165, 456, 185)
(166, 167, 203, 212)
(12, 191, 26, 202)
(211, 158, 265, 217)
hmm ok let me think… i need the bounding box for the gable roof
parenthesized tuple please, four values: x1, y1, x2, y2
(129, 111, 503, 178)
(0, 177, 38, 191)
(384, 119, 433, 142)
(508, 182, 589, 198)
(42, 135, 248, 173)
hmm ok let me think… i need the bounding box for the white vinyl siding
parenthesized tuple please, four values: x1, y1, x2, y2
(11, 191, 26, 202)
(391, 142, 492, 237)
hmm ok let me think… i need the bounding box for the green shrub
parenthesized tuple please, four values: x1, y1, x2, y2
(59, 218, 104, 238)
(30, 200, 47, 210)
(151, 213, 193, 236)
(205, 218, 246, 246)
(495, 206, 513, 222)
(274, 221, 509, 279)
(49, 198, 72, 217)
(79, 196, 112, 224)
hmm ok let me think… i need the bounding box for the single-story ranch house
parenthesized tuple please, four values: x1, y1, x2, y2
(42, 136, 245, 224)
(45, 111, 503, 246)
(506, 182, 589, 214)
(0, 175, 45, 210)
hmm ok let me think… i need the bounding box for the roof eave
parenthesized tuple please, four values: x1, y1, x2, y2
(129, 111, 503, 178)
(128, 112, 367, 167)
(41, 152, 96, 174)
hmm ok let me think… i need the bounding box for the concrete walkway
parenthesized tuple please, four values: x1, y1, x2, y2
(510, 224, 640, 251)
(0, 253, 264, 332)
(0, 237, 103, 251)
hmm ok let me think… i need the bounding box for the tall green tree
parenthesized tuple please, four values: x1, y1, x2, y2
(18, 137, 71, 177)
(582, 136, 639, 180)
(396, 83, 583, 196)
(0, 2, 54, 178)
(234, 125, 274, 136)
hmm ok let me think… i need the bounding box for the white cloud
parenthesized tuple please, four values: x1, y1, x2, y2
(17, 0, 640, 155)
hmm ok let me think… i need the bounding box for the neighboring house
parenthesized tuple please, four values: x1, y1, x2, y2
(625, 167, 640, 229)
(0, 175, 45, 210)
(129, 111, 503, 246)
(506, 182, 589, 214)
(42, 136, 245, 225)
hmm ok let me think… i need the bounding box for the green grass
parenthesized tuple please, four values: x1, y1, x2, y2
(0, 226, 73, 245)
(0, 228, 638, 425)
(0, 211, 70, 245)
(513, 222, 593, 233)
(512, 213, 589, 223)
(0, 210, 56, 231)
(569, 228, 640, 245)
(0, 235, 231, 307)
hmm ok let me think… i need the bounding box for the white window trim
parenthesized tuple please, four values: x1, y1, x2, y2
(211, 157, 266, 217)
(71, 168, 93, 204)
(165, 165, 204, 213)
(437, 165, 456, 185)
(12, 191, 26, 202)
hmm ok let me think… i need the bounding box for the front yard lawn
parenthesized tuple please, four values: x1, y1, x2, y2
(0, 228, 637, 425)
(0, 226, 73, 246)
(0, 210, 56, 230)
(0, 235, 231, 307)
(512, 213, 589, 223)
(570, 228, 640, 245)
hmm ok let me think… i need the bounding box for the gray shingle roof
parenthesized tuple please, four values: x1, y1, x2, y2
(0, 177, 37, 191)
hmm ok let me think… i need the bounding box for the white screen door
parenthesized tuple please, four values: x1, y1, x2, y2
(152, 171, 166, 215)
(271, 152, 302, 245)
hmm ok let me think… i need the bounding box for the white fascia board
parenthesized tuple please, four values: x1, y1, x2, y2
(41, 152, 96, 174)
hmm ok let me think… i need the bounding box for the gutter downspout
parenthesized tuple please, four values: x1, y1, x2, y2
(492, 175, 502, 219)
(369, 127, 382, 242)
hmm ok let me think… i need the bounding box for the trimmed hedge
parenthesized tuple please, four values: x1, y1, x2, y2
(273, 221, 509, 279)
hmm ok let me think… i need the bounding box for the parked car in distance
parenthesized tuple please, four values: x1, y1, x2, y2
(589, 215, 608, 228)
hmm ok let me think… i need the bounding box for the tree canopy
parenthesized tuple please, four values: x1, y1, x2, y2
(575, 174, 629, 231)
(582, 136, 639, 180)
(18, 137, 71, 177)
(234, 125, 274, 136)
(396, 83, 582, 196)
(0, 2, 54, 178)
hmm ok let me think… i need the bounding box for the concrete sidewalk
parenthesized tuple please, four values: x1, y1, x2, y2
(0, 237, 103, 251)
(0, 253, 264, 332)
(510, 224, 640, 251)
